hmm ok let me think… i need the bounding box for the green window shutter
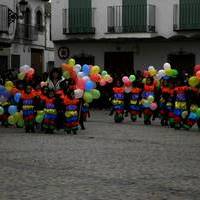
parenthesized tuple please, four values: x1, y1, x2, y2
(122, 0, 147, 32)
(180, 0, 200, 30)
(69, 0, 92, 33)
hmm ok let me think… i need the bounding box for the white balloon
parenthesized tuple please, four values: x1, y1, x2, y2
(78, 72, 84, 77)
(163, 63, 171, 70)
(158, 70, 166, 77)
(82, 76, 90, 81)
(148, 66, 155, 71)
(74, 64, 81, 73)
(20, 65, 31, 73)
(74, 89, 84, 99)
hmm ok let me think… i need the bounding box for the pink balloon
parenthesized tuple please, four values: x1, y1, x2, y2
(194, 65, 200, 73)
(150, 103, 158, 111)
(100, 79, 106, 86)
(122, 76, 129, 83)
(196, 71, 200, 79)
(76, 78, 86, 90)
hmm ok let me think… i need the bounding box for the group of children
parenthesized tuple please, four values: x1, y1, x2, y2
(0, 78, 89, 134)
(111, 74, 200, 131)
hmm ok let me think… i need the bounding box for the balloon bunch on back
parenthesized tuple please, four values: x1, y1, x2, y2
(18, 65, 35, 81)
(61, 58, 113, 103)
(122, 75, 136, 93)
(0, 85, 11, 103)
(157, 63, 178, 80)
(188, 64, 200, 87)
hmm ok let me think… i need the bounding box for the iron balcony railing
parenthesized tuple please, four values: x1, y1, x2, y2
(63, 8, 95, 34)
(15, 23, 38, 41)
(0, 5, 9, 33)
(107, 4, 156, 33)
(173, 3, 200, 31)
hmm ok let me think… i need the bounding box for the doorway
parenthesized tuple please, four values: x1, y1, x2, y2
(168, 53, 195, 75)
(31, 49, 44, 74)
(104, 52, 134, 79)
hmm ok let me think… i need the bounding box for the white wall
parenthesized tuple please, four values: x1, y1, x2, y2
(54, 40, 200, 70)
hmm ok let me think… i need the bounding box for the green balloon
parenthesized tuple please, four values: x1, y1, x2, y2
(17, 120, 24, 128)
(196, 108, 200, 117)
(0, 106, 4, 115)
(63, 71, 70, 79)
(91, 89, 101, 99)
(36, 114, 44, 123)
(83, 91, 93, 103)
(101, 70, 108, 76)
(129, 75, 136, 82)
(189, 76, 199, 87)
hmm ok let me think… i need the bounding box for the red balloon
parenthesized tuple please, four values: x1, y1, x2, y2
(196, 71, 200, 79)
(143, 70, 150, 78)
(76, 78, 86, 90)
(91, 74, 101, 82)
(124, 80, 132, 87)
(194, 65, 200, 73)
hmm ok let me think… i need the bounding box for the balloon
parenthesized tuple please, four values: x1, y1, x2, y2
(124, 80, 132, 87)
(101, 70, 108, 76)
(129, 75, 136, 82)
(0, 106, 4, 115)
(91, 66, 100, 74)
(147, 95, 154, 103)
(165, 69, 173, 76)
(122, 76, 129, 83)
(74, 64, 81, 73)
(78, 72, 85, 77)
(189, 76, 199, 87)
(148, 66, 155, 71)
(91, 74, 101, 82)
(82, 76, 90, 82)
(61, 63, 73, 72)
(163, 63, 171, 70)
(104, 75, 111, 82)
(190, 104, 198, 112)
(82, 64, 90, 75)
(14, 93, 21, 103)
(76, 78, 86, 90)
(0, 85, 5, 93)
(172, 69, 178, 77)
(181, 111, 188, 119)
(107, 77, 113, 83)
(68, 58, 76, 66)
(18, 72, 25, 80)
(63, 71, 70, 79)
(196, 108, 200, 117)
(194, 65, 200, 73)
(83, 91, 93, 103)
(158, 70, 166, 77)
(20, 65, 31, 73)
(8, 105, 17, 115)
(100, 79, 106, 86)
(150, 103, 158, 111)
(91, 89, 101, 99)
(36, 114, 44, 123)
(28, 68, 35, 75)
(74, 89, 84, 99)
(143, 71, 149, 78)
(8, 115, 17, 125)
(17, 119, 24, 128)
(14, 112, 21, 121)
(143, 100, 150, 108)
(5, 81, 14, 88)
(149, 69, 157, 76)
(85, 80, 95, 91)
(196, 71, 200, 79)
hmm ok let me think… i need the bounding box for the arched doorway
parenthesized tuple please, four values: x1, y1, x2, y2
(24, 8, 31, 39)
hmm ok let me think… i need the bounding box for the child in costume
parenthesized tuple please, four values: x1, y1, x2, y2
(111, 80, 125, 123)
(20, 85, 36, 133)
(61, 81, 79, 134)
(42, 89, 58, 133)
(129, 81, 142, 122)
(159, 77, 174, 127)
(173, 79, 189, 129)
(141, 76, 157, 125)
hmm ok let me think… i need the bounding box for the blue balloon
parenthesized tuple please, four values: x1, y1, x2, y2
(85, 80, 95, 91)
(8, 105, 17, 115)
(0, 85, 5, 94)
(14, 93, 21, 103)
(82, 64, 90, 75)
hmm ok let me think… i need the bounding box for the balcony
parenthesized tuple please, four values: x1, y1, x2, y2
(107, 4, 156, 33)
(63, 8, 95, 34)
(0, 5, 9, 33)
(15, 23, 38, 41)
(173, 3, 200, 31)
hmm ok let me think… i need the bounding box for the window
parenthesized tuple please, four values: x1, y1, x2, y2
(36, 10, 43, 31)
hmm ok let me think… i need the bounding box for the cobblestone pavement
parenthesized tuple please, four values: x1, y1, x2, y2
(0, 111, 200, 200)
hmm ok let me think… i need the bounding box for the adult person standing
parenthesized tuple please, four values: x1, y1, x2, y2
(47, 68, 64, 91)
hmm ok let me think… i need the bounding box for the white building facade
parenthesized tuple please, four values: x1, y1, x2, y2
(0, 0, 54, 73)
(51, 0, 200, 76)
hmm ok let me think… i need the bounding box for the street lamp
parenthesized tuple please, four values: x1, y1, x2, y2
(8, 0, 28, 26)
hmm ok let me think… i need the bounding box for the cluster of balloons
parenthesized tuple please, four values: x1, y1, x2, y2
(7, 105, 24, 127)
(142, 95, 158, 111)
(0, 85, 11, 103)
(156, 63, 178, 80)
(188, 65, 200, 87)
(122, 75, 136, 93)
(62, 58, 113, 103)
(18, 65, 35, 80)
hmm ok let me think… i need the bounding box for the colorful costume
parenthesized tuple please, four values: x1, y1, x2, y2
(112, 87, 124, 123)
(141, 84, 156, 125)
(21, 91, 36, 132)
(43, 97, 57, 132)
(62, 95, 79, 134)
(173, 86, 188, 129)
(129, 88, 142, 122)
